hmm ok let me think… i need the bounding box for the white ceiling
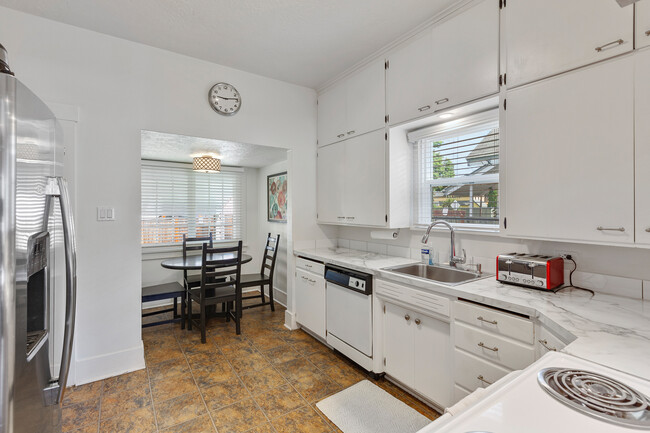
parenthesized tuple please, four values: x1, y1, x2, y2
(140, 130, 287, 168)
(0, 0, 460, 88)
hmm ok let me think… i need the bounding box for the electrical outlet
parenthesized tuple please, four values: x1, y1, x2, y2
(556, 250, 577, 260)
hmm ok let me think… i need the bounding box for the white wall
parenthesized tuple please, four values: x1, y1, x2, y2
(337, 226, 650, 299)
(0, 6, 334, 385)
(258, 160, 289, 306)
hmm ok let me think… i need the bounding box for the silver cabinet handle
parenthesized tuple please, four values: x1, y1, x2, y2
(308, 279, 316, 283)
(418, 105, 431, 112)
(347, 130, 355, 135)
(646, 228, 650, 233)
(337, 216, 345, 219)
(595, 39, 624, 52)
(477, 316, 497, 325)
(305, 264, 312, 268)
(346, 216, 355, 220)
(435, 98, 449, 105)
(597, 226, 625, 232)
(414, 318, 421, 325)
(44, 177, 77, 404)
(478, 342, 498, 352)
(337, 133, 345, 138)
(646, 30, 650, 37)
(405, 314, 411, 321)
(538, 339, 557, 352)
(301, 276, 309, 280)
(477, 375, 493, 385)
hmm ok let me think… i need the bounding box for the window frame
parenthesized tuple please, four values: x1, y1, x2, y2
(140, 159, 247, 253)
(409, 109, 501, 233)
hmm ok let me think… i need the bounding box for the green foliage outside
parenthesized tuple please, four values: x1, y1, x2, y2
(431, 141, 454, 193)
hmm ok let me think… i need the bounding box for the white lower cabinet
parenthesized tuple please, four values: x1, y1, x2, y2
(383, 301, 453, 408)
(637, 2, 650, 50)
(635, 49, 650, 245)
(294, 267, 326, 339)
(535, 325, 568, 359)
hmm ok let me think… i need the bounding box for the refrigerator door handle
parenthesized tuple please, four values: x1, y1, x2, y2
(43, 177, 77, 405)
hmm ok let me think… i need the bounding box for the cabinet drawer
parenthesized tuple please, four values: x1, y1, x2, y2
(454, 348, 510, 392)
(454, 300, 533, 344)
(377, 279, 450, 318)
(454, 322, 535, 370)
(536, 326, 567, 357)
(296, 257, 324, 276)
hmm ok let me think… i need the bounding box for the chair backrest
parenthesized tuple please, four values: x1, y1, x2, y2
(260, 233, 281, 279)
(200, 241, 243, 298)
(183, 233, 214, 259)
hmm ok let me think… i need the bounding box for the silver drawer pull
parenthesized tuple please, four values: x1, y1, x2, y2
(414, 318, 421, 325)
(477, 375, 493, 385)
(418, 105, 431, 112)
(597, 226, 625, 232)
(538, 339, 557, 352)
(477, 316, 497, 325)
(337, 216, 345, 219)
(347, 130, 355, 135)
(346, 216, 355, 220)
(478, 342, 498, 352)
(301, 276, 309, 280)
(645, 30, 650, 37)
(305, 264, 312, 268)
(595, 39, 624, 52)
(308, 279, 316, 283)
(646, 228, 650, 233)
(337, 134, 345, 138)
(435, 98, 449, 105)
(405, 314, 411, 321)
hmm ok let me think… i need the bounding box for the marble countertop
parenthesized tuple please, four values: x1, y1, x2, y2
(294, 247, 650, 380)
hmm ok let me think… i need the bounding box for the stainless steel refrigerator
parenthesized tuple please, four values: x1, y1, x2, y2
(0, 44, 77, 433)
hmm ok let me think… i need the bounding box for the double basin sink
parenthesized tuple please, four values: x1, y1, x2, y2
(382, 263, 485, 286)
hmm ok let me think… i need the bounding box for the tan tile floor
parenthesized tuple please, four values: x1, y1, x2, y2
(63, 293, 440, 433)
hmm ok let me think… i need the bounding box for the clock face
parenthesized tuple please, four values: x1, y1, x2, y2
(209, 82, 241, 115)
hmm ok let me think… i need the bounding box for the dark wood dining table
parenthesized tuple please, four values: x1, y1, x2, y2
(160, 253, 253, 270)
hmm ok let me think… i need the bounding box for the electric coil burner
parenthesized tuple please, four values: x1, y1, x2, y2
(538, 368, 650, 429)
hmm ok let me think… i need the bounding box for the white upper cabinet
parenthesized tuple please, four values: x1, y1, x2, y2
(317, 59, 385, 146)
(638, 2, 650, 50)
(386, 29, 434, 126)
(635, 49, 650, 245)
(386, 0, 499, 125)
(504, 56, 635, 244)
(504, 0, 633, 88)
(317, 129, 386, 227)
(430, 0, 499, 111)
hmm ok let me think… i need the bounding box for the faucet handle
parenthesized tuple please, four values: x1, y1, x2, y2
(453, 249, 467, 264)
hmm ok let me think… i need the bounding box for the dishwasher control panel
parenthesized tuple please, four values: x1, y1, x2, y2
(348, 277, 366, 291)
(324, 264, 372, 295)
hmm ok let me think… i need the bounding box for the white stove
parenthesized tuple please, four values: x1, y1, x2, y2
(428, 352, 650, 432)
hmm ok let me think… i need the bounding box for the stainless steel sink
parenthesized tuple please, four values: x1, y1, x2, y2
(382, 263, 484, 286)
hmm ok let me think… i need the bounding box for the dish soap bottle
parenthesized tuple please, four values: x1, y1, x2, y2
(421, 247, 430, 264)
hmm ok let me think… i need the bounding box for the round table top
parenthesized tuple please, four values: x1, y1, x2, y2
(161, 253, 253, 270)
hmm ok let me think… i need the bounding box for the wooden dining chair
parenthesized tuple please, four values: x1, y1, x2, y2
(188, 241, 243, 343)
(241, 233, 280, 311)
(180, 233, 213, 328)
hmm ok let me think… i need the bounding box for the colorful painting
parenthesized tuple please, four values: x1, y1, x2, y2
(267, 172, 287, 222)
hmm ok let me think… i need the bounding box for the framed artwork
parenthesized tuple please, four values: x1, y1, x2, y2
(267, 171, 287, 222)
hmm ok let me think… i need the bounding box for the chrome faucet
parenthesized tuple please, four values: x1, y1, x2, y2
(421, 220, 466, 267)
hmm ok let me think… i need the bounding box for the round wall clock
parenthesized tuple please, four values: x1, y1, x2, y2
(208, 82, 241, 115)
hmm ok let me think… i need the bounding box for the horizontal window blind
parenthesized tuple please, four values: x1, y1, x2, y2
(412, 111, 499, 227)
(141, 162, 245, 246)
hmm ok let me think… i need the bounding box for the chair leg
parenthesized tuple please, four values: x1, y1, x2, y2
(173, 297, 178, 319)
(268, 283, 275, 312)
(200, 303, 206, 344)
(187, 295, 193, 331)
(259, 284, 266, 304)
(226, 302, 231, 322)
(181, 292, 186, 330)
(235, 297, 242, 335)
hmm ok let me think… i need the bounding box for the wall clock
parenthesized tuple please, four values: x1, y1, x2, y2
(208, 82, 241, 115)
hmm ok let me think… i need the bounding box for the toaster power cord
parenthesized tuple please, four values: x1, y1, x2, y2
(553, 256, 595, 297)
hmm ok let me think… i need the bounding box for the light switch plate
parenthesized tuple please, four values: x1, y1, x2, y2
(97, 206, 115, 221)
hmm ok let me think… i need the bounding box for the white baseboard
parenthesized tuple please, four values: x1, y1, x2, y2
(284, 310, 298, 330)
(73, 341, 145, 386)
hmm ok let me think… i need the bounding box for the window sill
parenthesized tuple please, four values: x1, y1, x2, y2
(411, 224, 501, 237)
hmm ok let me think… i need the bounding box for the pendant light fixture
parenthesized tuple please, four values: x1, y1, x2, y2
(192, 155, 221, 173)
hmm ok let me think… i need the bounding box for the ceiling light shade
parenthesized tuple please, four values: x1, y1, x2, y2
(193, 155, 221, 173)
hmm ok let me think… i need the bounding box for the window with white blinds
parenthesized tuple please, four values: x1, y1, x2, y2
(410, 110, 499, 228)
(141, 161, 246, 246)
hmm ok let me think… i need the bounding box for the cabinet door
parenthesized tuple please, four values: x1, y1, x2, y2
(504, 57, 634, 244)
(414, 314, 453, 408)
(384, 303, 414, 387)
(430, 0, 499, 110)
(386, 29, 434, 126)
(636, 49, 650, 245)
(346, 59, 386, 138)
(344, 130, 386, 226)
(637, 2, 650, 50)
(317, 141, 346, 224)
(318, 81, 347, 146)
(505, 0, 633, 88)
(295, 269, 326, 339)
